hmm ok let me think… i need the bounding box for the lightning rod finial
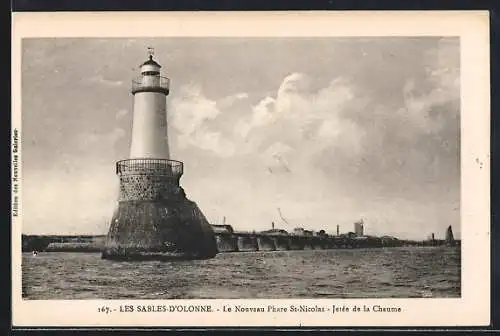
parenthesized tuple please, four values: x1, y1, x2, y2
(147, 46, 155, 59)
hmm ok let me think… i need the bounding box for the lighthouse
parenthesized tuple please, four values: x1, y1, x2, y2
(102, 51, 218, 261)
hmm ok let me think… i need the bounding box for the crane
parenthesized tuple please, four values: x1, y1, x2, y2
(277, 207, 291, 227)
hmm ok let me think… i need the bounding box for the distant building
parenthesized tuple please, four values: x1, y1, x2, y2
(293, 227, 305, 235)
(210, 224, 234, 234)
(354, 220, 364, 237)
(347, 231, 356, 239)
(381, 235, 397, 241)
(261, 229, 288, 235)
(316, 230, 326, 237)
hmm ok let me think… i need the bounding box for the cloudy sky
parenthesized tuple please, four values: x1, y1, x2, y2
(21, 37, 460, 239)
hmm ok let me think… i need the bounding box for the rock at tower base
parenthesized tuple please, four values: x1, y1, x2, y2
(102, 197, 218, 261)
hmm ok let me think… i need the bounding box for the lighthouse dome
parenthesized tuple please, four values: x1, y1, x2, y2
(140, 55, 161, 74)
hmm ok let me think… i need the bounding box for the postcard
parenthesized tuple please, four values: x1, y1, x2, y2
(12, 11, 490, 327)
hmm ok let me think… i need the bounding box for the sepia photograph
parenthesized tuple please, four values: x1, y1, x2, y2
(12, 11, 489, 327)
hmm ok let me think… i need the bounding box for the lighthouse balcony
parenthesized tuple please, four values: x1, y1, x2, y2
(131, 76, 170, 95)
(116, 158, 183, 178)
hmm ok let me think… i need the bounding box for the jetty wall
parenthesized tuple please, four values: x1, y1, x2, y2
(22, 232, 453, 253)
(273, 236, 290, 251)
(257, 235, 276, 251)
(237, 236, 259, 252)
(45, 242, 104, 252)
(215, 234, 239, 252)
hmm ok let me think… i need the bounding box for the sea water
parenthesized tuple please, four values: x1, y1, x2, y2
(21, 246, 460, 300)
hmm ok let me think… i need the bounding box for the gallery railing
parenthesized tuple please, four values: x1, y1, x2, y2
(116, 158, 183, 178)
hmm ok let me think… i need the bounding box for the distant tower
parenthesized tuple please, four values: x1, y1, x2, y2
(354, 219, 364, 237)
(102, 50, 217, 261)
(336, 225, 340, 236)
(272, 221, 275, 230)
(445, 225, 455, 246)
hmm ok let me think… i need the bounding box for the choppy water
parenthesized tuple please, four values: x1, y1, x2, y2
(22, 247, 460, 299)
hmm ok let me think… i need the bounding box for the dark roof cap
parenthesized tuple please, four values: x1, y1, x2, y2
(141, 55, 161, 68)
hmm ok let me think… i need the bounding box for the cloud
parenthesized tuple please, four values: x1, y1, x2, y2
(76, 128, 126, 154)
(234, 73, 366, 169)
(191, 131, 236, 157)
(23, 166, 118, 234)
(171, 84, 221, 135)
(170, 85, 235, 157)
(170, 72, 372, 167)
(170, 54, 459, 206)
(83, 75, 124, 88)
(217, 92, 249, 108)
(234, 96, 276, 139)
(277, 73, 310, 96)
(236, 93, 249, 99)
(115, 109, 129, 120)
(109, 128, 126, 144)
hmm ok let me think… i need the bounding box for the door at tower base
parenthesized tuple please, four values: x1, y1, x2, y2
(102, 197, 218, 261)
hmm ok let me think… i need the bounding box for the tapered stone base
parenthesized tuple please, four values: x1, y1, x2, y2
(102, 199, 217, 261)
